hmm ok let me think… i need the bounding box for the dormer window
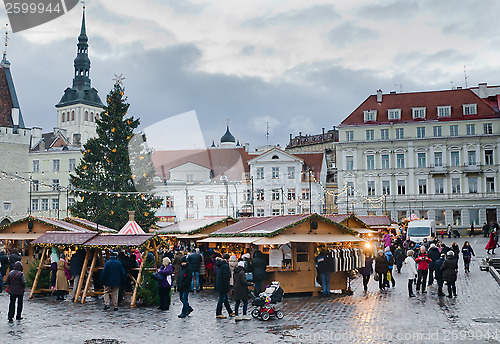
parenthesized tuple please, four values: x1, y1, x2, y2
(272, 155, 279, 160)
(463, 104, 477, 115)
(364, 110, 377, 122)
(388, 109, 401, 120)
(412, 107, 426, 119)
(437, 106, 451, 117)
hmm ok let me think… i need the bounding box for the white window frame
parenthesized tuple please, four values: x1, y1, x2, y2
(346, 156, 354, 171)
(287, 166, 295, 179)
(450, 125, 459, 136)
(271, 167, 280, 179)
(437, 106, 451, 117)
(346, 131, 354, 142)
(388, 109, 401, 120)
(380, 128, 389, 140)
(381, 154, 390, 169)
(395, 128, 404, 139)
(366, 155, 375, 170)
(433, 126, 442, 137)
(466, 124, 475, 136)
(412, 107, 426, 119)
(32, 160, 40, 172)
(416, 127, 426, 138)
(366, 129, 375, 141)
(256, 167, 264, 180)
(462, 104, 477, 115)
(364, 110, 377, 122)
(484, 123, 493, 135)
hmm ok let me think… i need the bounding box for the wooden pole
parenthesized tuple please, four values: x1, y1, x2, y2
(81, 250, 98, 304)
(130, 242, 150, 308)
(74, 249, 91, 302)
(29, 248, 47, 299)
(152, 239, 159, 263)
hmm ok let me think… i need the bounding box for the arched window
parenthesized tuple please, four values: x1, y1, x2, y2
(90, 112, 94, 122)
(85, 111, 88, 121)
(61, 112, 65, 122)
(67, 112, 70, 122)
(71, 111, 75, 121)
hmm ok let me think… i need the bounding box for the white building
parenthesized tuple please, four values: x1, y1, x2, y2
(337, 86, 500, 230)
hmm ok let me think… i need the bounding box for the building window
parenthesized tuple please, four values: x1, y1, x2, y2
(437, 106, 451, 117)
(396, 154, 405, 169)
(165, 196, 174, 208)
(484, 123, 493, 135)
(366, 155, 375, 170)
(449, 125, 459, 136)
(271, 189, 280, 201)
(433, 126, 442, 137)
(52, 179, 59, 191)
(244, 190, 252, 202)
(31, 199, 39, 211)
(434, 152, 443, 167)
(469, 209, 479, 225)
(418, 179, 427, 194)
(256, 167, 264, 180)
(186, 174, 194, 182)
(85, 111, 88, 121)
(256, 189, 264, 201)
(416, 127, 425, 138)
(41, 199, 49, 211)
(346, 131, 354, 142)
(395, 128, 404, 139)
(90, 112, 94, 122)
(346, 156, 354, 171)
(486, 177, 495, 193)
(381, 154, 390, 169)
(364, 110, 377, 122)
(53, 159, 60, 172)
(382, 181, 390, 195)
(366, 130, 374, 141)
(388, 109, 401, 120)
(347, 182, 354, 196)
(51, 198, 59, 210)
(32, 160, 40, 172)
(287, 188, 296, 200)
(468, 177, 477, 193)
(367, 181, 375, 196)
(69, 159, 76, 171)
(435, 210, 445, 226)
(32, 180, 39, 192)
(463, 104, 477, 115)
(467, 151, 476, 166)
(450, 151, 460, 167)
(71, 111, 75, 121)
(68, 198, 75, 207)
(453, 210, 462, 226)
(485, 150, 494, 165)
(301, 189, 310, 200)
(435, 178, 444, 194)
(272, 208, 281, 216)
(205, 195, 214, 208)
(397, 180, 406, 195)
(219, 195, 227, 208)
(272, 167, 280, 179)
(256, 208, 265, 217)
(187, 196, 194, 208)
(61, 112, 65, 122)
(288, 208, 296, 215)
(381, 128, 389, 140)
(287, 166, 295, 179)
(412, 107, 426, 119)
(466, 124, 475, 136)
(417, 153, 426, 168)
(452, 178, 461, 194)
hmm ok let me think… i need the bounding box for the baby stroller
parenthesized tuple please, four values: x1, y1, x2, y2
(251, 281, 284, 321)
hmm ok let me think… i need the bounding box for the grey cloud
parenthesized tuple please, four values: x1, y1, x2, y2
(393, 49, 472, 67)
(327, 22, 379, 47)
(356, 0, 420, 20)
(242, 4, 340, 28)
(241, 45, 256, 56)
(153, 0, 206, 15)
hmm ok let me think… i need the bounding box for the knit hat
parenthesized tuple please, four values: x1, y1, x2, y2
(223, 253, 230, 260)
(430, 243, 436, 248)
(180, 256, 187, 263)
(242, 253, 251, 259)
(237, 261, 245, 268)
(447, 251, 454, 257)
(378, 250, 384, 255)
(163, 257, 171, 266)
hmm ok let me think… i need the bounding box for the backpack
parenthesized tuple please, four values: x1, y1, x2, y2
(387, 254, 395, 266)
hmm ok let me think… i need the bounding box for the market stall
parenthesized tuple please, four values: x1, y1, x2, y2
(199, 214, 367, 295)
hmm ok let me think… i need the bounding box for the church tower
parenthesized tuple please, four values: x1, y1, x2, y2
(55, 7, 103, 145)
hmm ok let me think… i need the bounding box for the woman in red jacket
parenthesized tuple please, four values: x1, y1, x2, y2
(485, 230, 498, 254)
(415, 247, 431, 293)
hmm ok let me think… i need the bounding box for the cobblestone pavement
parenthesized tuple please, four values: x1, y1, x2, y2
(1, 236, 500, 344)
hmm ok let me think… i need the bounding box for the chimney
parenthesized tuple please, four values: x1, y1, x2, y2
(322, 127, 325, 135)
(478, 82, 487, 98)
(376, 89, 383, 103)
(289, 134, 292, 141)
(128, 211, 135, 222)
(244, 142, 249, 152)
(299, 131, 302, 137)
(31, 127, 42, 147)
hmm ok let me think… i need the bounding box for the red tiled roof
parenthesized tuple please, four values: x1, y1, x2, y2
(340, 88, 498, 126)
(32, 231, 97, 246)
(0, 67, 13, 127)
(63, 218, 117, 233)
(83, 234, 154, 247)
(356, 215, 392, 226)
(212, 215, 311, 236)
(152, 147, 251, 181)
(324, 214, 350, 223)
(293, 152, 324, 178)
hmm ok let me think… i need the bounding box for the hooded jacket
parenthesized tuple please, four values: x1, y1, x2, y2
(441, 257, 458, 282)
(157, 264, 174, 288)
(0, 251, 9, 276)
(427, 246, 440, 269)
(176, 263, 193, 292)
(375, 254, 389, 274)
(101, 256, 126, 287)
(215, 259, 231, 293)
(6, 261, 25, 295)
(232, 265, 251, 300)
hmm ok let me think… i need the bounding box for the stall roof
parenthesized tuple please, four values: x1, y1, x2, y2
(176, 234, 208, 239)
(0, 233, 44, 240)
(63, 218, 117, 233)
(279, 233, 365, 243)
(83, 234, 155, 248)
(198, 236, 260, 244)
(156, 217, 235, 235)
(212, 215, 312, 236)
(324, 214, 350, 223)
(351, 228, 380, 234)
(0, 216, 95, 233)
(252, 235, 291, 245)
(32, 232, 98, 246)
(356, 215, 392, 227)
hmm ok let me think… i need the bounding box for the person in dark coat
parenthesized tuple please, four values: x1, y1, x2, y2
(6, 261, 25, 322)
(485, 229, 498, 254)
(427, 244, 440, 286)
(252, 250, 267, 294)
(359, 255, 373, 292)
(0, 249, 9, 292)
(441, 251, 458, 297)
(470, 223, 475, 237)
(101, 253, 126, 311)
(451, 242, 460, 260)
(315, 249, 330, 296)
(177, 256, 193, 318)
(394, 246, 404, 273)
(233, 261, 253, 321)
(483, 222, 490, 237)
(434, 254, 446, 296)
(8, 248, 21, 272)
(187, 248, 202, 292)
(70, 249, 86, 300)
(156, 257, 174, 311)
(374, 250, 389, 291)
(215, 254, 234, 318)
(461, 241, 475, 273)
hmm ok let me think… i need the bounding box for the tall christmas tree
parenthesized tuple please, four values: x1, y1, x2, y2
(69, 81, 161, 231)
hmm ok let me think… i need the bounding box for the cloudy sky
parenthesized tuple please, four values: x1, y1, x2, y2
(3, 0, 500, 147)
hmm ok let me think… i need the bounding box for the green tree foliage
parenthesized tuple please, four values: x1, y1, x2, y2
(69, 82, 161, 231)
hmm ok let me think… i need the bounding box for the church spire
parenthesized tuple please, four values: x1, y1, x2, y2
(73, 6, 91, 89)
